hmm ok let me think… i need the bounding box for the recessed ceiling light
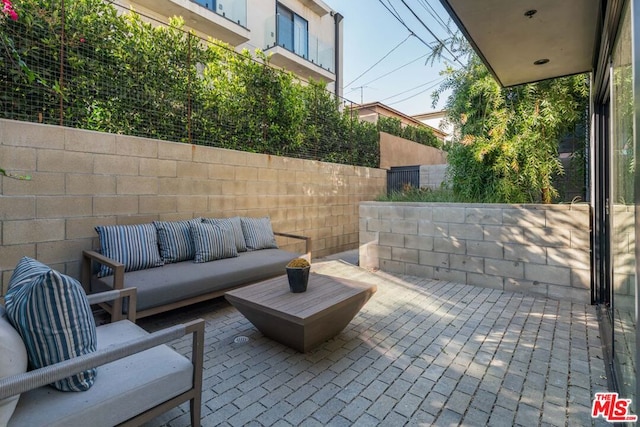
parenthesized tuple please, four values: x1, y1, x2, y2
(534, 58, 550, 65)
(524, 9, 537, 18)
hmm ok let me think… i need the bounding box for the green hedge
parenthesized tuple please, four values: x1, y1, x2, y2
(1, 0, 439, 168)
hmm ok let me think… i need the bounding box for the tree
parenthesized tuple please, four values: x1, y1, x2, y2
(432, 36, 589, 203)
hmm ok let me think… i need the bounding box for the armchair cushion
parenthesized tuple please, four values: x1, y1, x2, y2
(5, 262, 97, 392)
(0, 306, 27, 425)
(7, 320, 194, 427)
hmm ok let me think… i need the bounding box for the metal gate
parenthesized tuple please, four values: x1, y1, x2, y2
(387, 166, 420, 195)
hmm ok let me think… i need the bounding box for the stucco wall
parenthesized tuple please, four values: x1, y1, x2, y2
(360, 202, 591, 304)
(379, 132, 447, 169)
(0, 119, 386, 295)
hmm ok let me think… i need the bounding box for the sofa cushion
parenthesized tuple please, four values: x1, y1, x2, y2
(154, 219, 199, 263)
(240, 216, 278, 251)
(0, 306, 28, 426)
(91, 249, 297, 312)
(8, 320, 193, 427)
(95, 223, 164, 277)
(189, 220, 238, 263)
(5, 264, 97, 392)
(204, 216, 247, 252)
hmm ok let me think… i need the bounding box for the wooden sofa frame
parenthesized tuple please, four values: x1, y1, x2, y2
(81, 231, 311, 320)
(0, 288, 205, 427)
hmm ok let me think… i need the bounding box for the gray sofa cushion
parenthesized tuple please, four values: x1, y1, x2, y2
(8, 320, 192, 427)
(0, 307, 27, 426)
(92, 249, 298, 311)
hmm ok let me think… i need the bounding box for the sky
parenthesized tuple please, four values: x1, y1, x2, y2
(322, 0, 459, 116)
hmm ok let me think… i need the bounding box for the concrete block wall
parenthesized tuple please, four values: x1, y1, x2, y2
(360, 201, 592, 304)
(419, 165, 447, 190)
(0, 119, 386, 295)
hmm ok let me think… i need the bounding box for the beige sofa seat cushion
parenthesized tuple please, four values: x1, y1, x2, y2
(8, 320, 193, 427)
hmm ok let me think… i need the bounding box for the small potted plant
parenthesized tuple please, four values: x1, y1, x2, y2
(286, 258, 310, 293)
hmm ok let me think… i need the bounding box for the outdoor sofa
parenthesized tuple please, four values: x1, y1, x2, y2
(0, 257, 205, 427)
(82, 216, 311, 319)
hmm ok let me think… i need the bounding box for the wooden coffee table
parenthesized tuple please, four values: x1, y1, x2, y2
(225, 273, 376, 352)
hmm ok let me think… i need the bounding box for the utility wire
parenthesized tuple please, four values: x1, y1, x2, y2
(418, 0, 453, 35)
(386, 0, 406, 25)
(380, 76, 444, 102)
(344, 33, 413, 89)
(399, 0, 464, 67)
(377, 0, 456, 64)
(360, 53, 430, 88)
(387, 78, 445, 106)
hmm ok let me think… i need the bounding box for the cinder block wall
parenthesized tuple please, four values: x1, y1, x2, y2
(360, 202, 591, 303)
(419, 165, 447, 190)
(0, 119, 386, 294)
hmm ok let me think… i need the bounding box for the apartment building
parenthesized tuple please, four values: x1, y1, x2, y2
(123, 0, 343, 96)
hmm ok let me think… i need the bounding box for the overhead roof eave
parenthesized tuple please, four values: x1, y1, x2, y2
(439, 0, 600, 87)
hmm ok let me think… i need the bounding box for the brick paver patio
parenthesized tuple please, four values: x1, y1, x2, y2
(139, 257, 610, 427)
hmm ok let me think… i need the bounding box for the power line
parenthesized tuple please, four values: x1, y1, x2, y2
(360, 53, 430, 88)
(417, 0, 453, 36)
(387, 78, 445, 106)
(344, 33, 413, 89)
(380, 76, 444, 102)
(399, 0, 464, 67)
(377, 0, 456, 65)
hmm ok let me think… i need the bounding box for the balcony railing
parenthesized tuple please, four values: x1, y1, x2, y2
(191, 0, 247, 28)
(264, 14, 334, 74)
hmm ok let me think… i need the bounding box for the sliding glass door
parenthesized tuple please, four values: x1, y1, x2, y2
(610, 0, 637, 411)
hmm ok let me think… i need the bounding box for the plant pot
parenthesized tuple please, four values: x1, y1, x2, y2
(286, 266, 310, 293)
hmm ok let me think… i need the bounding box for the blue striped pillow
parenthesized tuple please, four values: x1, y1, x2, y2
(153, 219, 200, 263)
(240, 217, 279, 251)
(189, 221, 238, 263)
(203, 217, 247, 252)
(5, 264, 97, 392)
(95, 224, 164, 277)
(8, 256, 52, 290)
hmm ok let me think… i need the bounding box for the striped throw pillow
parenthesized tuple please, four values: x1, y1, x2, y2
(240, 217, 279, 251)
(95, 223, 164, 277)
(189, 221, 238, 263)
(5, 265, 97, 392)
(203, 217, 247, 252)
(154, 219, 200, 263)
(8, 256, 52, 290)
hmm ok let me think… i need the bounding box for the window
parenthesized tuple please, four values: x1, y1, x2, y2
(276, 3, 308, 59)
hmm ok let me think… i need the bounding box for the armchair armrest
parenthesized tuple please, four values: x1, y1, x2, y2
(82, 250, 125, 292)
(86, 288, 137, 323)
(0, 318, 205, 401)
(274, 232, 312, 261)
